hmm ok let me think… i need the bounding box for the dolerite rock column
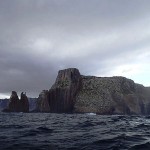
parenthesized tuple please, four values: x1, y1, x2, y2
(49, 68, 82, 113)
(8, 91, 20, 112)
(19, 92, 29, 112)
(36, 90, 50, 112)
(3, 91, 29, 112)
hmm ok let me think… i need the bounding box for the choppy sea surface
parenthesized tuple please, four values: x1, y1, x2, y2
(0, 113, 150, 150)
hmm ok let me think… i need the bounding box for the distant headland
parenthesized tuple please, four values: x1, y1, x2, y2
(2, 68, 150, 115)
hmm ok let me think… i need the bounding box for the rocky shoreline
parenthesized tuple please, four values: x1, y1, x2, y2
(2, 68, 150, 115)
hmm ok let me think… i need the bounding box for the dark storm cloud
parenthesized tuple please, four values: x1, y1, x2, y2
(1, 0, 150, 98)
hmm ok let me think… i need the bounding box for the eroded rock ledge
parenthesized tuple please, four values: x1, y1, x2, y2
(36, 68, 150, 115)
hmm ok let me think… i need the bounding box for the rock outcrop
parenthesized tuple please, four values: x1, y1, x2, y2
(36, 68, 81, 112)
(0, 98, 36, 112)
(7, 91, 20, 112)
(3, 91, 29, 112)
(36, 68, 150, 115)
(36, 90, 50, 112)
(19, 92, 29, 112)
(74, 76, 150, 115)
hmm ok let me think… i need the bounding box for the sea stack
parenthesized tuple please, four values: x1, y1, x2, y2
(3, 91, 29, 112)
(19, 92, 29, 112)
(8, 91, 20, 112)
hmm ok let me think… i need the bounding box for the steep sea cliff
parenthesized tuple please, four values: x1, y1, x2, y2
(2, 68, 150, 114)
(36, 68, 150, 115)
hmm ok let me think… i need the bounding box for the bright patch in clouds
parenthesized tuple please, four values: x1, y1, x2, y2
(29, 38, 53, 53)
(111, 64, 142, 76)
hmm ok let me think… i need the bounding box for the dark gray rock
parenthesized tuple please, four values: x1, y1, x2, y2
(36, 90, 50, 112)
(7, 91, 20, 112)
(36, 68, 82, 113)
(0, 98, 37, 112)
(3, 91, 29, 112)
(19, 92, 29, 112)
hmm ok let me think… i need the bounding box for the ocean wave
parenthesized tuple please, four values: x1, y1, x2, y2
(0, 113, 150, 150)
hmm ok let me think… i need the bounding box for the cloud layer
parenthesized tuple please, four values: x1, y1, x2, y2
(0, 0, 150, 98)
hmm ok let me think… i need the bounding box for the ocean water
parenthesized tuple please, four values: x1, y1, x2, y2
(0, 113, 150, 150)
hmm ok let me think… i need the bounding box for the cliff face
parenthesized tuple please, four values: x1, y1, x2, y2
(36, 90, 50, 112)
(37, 68, 81, 112)
(3, 91, 29, 112)
(74, 76, 150, 115)
(36, 68, 150, 115)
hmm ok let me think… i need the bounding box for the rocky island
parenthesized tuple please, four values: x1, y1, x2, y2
(36, 68, 150, 115)
(3, 68, 150, 115)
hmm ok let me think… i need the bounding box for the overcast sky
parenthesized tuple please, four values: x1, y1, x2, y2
(0, 0, 150, 98)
